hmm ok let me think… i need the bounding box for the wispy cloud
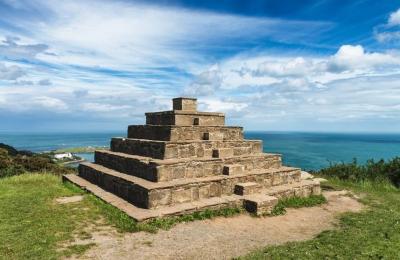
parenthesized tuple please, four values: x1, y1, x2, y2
(374, 8, 400, 44)
(0, 0, 399, 132)
(0, 63, 25, 80)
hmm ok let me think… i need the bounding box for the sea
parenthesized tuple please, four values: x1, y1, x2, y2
(0, 131, 399, 171)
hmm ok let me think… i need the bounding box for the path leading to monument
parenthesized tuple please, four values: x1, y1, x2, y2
(70, 190, 363, 260)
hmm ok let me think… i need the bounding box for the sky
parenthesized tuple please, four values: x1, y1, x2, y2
(0, 0, 400, 133)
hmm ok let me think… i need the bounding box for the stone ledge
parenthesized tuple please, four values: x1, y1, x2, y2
(63, 173, 242, 221)
(145, 110, 225, 117)
(145, 111, 225, 126)
(96, 149, 281, 166)
(110, 137, 263, 160)
(94, 150, 283, 182)
(79, 162, 300, 191)
(127, 125, 244, 141)
(63, 174, 320, 221)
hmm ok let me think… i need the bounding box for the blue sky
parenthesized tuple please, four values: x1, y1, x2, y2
(0, 0, 400, 132)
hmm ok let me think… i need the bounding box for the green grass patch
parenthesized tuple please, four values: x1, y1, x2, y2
(62, 243, 96, 258)
(269, 195, 327, 216)
(54, 146, 107, 154)
(240, 179, 400, 259)
(140, 207, 243, 232)
(0, 174, 90, 259)
(0, 173, 244, 259)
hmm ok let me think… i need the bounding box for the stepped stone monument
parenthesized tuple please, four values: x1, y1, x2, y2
(63, 97, 321, 221)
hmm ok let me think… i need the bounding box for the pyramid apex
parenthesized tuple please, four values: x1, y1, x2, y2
(172, 97, 197, 111)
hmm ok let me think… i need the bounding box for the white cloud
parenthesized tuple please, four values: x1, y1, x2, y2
(388, 8, 400, 26)
(200, 98, 248, 115)
(0, 36, 48, 60)
(183, 44, 400, 130)
(1, 1, 399, 131)
(327, 45, 400, 72)
(184, 65, 223, 96)
(0, 63, 25, 80)
(13, 0, 329, 72)
(254, 57, 313, 77)
(81, 103, 132, 113)
(38, 79, 52, 86)
(32, 96, 68, 111)
(374, 8, 400, 43)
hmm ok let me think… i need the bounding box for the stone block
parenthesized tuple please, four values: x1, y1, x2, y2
(244, 195, 278, 216)
(203, 132, 224, 141)
(212, 148, 234, 158)
(146, 111, 225, 126)
(127, 125, 244, 141)
(172, 188, 192, 204)
(312, 184, 321, 195)
(199, 184, 210, 199)
(149, 189, 172, 208)
(234, 182, 261, 195)
(209, 182, 222, 197)
(173, 97, 197, 111)
(223, 164, 245, 175)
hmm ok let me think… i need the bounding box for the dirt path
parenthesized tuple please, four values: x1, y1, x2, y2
(73, 191, 363, 260)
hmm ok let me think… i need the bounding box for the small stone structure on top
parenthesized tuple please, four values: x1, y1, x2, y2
(63, 97, 321, 220)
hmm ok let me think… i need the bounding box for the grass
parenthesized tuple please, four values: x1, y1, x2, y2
(3, 169, 400, 259)
(0, 174, 91, 259)
(0, 173, 243, 259)
(240, 178, 400, 259)
(269, 195, 327, 216)
(141, 207, 243, 232)
(53, 146, 108, 154)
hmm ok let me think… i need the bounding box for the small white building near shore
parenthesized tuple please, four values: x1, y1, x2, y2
(54, 153, 73, 160)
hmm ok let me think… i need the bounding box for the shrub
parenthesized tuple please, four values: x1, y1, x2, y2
(0, 145, 75, 178)
(318, 157, 400, 187)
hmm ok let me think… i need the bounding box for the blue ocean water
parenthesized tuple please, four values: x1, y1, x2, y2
(0, 131, 399, 170)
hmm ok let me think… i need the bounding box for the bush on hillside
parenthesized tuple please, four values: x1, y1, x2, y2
(0, 146, 75, 178)
(318, 157, 400, 187)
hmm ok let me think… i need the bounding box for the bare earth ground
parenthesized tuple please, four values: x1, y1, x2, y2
(68, 190, 363, 260)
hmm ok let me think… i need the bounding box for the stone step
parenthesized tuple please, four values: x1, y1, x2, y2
(127, 125, 243, 141)
(212, 148, 234, 158)
(243, 194, 278, 216)
(95, 150, 282, 182)
(223, 164, 245, 176)
(63, 174, 320, 221)
(78, 162, 301, 209)
(234, 182, 261, 195)
(145, 110, 225, 126)
(265, 178, 321, 198)
(111, 137, 262, 160)
(203, 132, 224, 141)
(62, 174, 243, 222)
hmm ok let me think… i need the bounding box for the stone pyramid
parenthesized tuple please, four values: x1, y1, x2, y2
(64, 97, 321, 221)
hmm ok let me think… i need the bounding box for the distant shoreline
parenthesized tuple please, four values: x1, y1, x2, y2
(52, 146, 109, 154)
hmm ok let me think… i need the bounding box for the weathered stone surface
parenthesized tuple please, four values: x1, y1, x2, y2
(173, 97, 197, 111)
(95, 150, 282, 182)
(223, 164, 245, 175)
(73, 97, 321, 217)
(111, 138, 262, 159)
(212, 148, 234, 158)
(203, 132, 224, 141)
(78, 162, 303, 209)
(243, 195, 278, 216)
(146, 110, 225, 126)
(234, 182, 261, 195)
(128, 125, 244, 141)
